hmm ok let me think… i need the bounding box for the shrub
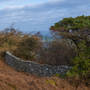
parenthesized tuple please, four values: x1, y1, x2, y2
(67, 40, 90, 85)
(14, 35, 42, 61)
(0, 28, 42, 61)
(0, 28, 23, 59)
(37, 39, 76, 65)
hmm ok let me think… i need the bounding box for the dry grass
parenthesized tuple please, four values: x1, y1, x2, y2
(0, 60, 89, 90)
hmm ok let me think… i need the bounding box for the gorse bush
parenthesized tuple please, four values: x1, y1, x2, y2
(14, 35, 42, 61)
(50, 15, 90, 48)
(67, 40, 90, 84)
(51, 15, 90, 31)
(0, 28, 23, 59)
(0, 28, 42, 61)
(50, 15, 90, 85)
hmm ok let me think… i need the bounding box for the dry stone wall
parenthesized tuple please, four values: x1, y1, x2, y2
(5, 52, 71, 76)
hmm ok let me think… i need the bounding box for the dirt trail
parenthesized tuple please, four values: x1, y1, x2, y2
(0, 60, 89, 90)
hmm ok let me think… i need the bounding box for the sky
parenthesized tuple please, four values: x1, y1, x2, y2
(0, 0, 90, 35)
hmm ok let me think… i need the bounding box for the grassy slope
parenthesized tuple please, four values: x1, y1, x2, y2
(0, 60, 89, 90)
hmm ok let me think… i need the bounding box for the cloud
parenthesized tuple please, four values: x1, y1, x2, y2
(0, 0, 90, 34)
(0, 0, 66, 10)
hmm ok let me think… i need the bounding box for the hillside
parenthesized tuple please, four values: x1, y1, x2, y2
(0, 15, 89, 90)
(0, 60, 89, 90)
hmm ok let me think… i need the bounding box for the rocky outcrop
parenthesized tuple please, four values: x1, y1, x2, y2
(5, 52, 71, 76)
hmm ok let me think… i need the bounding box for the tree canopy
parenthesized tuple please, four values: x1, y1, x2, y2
(50, 15, 90, 31)
(50, 15, 90, 46)
(50, 15, 90, 84)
